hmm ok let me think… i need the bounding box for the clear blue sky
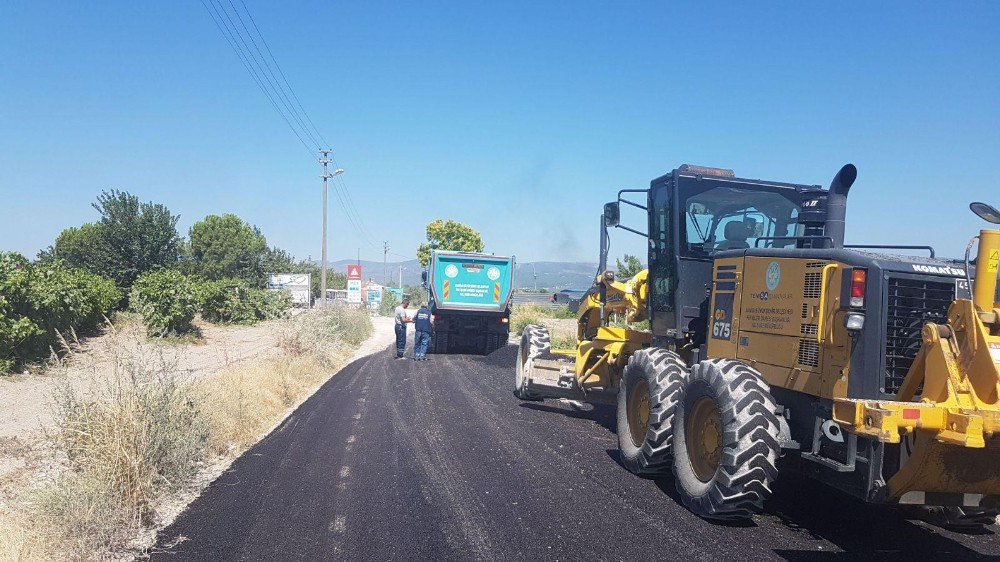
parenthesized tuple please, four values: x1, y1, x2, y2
(2, 1, 998, 265)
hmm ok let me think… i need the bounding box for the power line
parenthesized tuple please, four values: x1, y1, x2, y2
(224, 0, 322, 149)
(237, 0, 329, 148)
(202, 1, 399, 259)
(200, 0, 315, 156)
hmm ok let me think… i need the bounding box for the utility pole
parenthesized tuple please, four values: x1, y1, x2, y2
(318, 149, 344, 308)
(383, 241, 389, 286)
(399, 265, 404, 290)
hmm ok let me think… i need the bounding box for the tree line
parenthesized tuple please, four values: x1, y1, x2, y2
(1, 189, 335, 373)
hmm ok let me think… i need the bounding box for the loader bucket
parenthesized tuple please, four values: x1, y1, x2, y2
(889, 433, 1000, 505)
(833, 297, 1000, 507)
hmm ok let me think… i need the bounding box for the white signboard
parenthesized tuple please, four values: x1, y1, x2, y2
(268, 274, 311, 306)
(347, 279, 362, 303)
(366, 284, 383, 307)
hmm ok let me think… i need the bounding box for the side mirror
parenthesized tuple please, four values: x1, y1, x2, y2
(603, 202, 620, 227)
(421, 271, 428, 282)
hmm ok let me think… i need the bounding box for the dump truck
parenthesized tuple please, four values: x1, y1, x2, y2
(516, 163, 1000, 528)
(424, 250, 514, 354)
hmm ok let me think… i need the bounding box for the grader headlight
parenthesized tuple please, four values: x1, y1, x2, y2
(844, 312, 865, 331)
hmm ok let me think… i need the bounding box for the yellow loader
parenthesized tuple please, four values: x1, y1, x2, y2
(515, 163, 1000, 527)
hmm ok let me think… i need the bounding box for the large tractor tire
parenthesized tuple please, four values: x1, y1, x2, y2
(911, 506, 999, 532)
(514, 325, 549, 400)
(672, 358, 781, 520)
(616, 348, 688, 475)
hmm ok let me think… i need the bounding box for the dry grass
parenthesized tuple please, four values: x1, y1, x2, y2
(198, 307, 371, 455)
(197, 354, 331, 455)
(34, 351, 208, 557)
(0, 510, 48, 562)
(1, 306, 373, 560)
(510, 304, 579, 349)
(548, 329, 578, 350)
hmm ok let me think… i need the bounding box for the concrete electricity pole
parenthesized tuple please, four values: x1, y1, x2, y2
(383, 241, 389, 286)
(319, 149, 344, 308)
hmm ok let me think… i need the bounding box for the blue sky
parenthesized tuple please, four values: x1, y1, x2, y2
(2, 1, 998, 265)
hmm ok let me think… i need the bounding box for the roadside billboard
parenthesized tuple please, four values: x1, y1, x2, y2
(365, 282, 383, 308)
(268, 274, 311, 306)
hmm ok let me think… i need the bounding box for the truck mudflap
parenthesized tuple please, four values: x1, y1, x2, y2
(833, 298, 1000, 504)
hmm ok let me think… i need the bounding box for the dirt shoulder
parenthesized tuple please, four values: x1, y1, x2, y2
(0, 312, 396, 521)
(0, 317, 285, 442)
(0, 313, 394, 559)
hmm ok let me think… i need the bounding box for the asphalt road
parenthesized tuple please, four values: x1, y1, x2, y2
(152, 344, 1000, 560)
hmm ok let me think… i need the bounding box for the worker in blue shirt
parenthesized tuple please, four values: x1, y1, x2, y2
(412, 303, 433, 361)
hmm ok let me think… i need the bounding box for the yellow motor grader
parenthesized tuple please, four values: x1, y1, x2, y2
(515, 163, 1000, 526)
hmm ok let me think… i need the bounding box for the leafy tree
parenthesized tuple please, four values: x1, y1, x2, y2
(187, 214, 268, 285)
(615, 254, 643, 280)
(92, 190, 181, 289)
(261, 246, 296, 274)
(377, 288, 400, 316)
(1, 252, 120, 371)
(416, 219, 485, 267)
(39, 192, 180, 290)
(130, 269, 200, 336)
(197, 278, 289, 325)
(46, 223, 105, 270)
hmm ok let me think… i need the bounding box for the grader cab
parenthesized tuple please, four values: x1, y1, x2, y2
(515, 163, 1000, 526)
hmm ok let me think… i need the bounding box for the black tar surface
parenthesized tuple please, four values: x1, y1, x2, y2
(151, 345, 1000, 561)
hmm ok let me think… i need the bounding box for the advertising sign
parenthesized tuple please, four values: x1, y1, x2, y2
(366, 285, 383, 307)
(347, 281, 362, 303)
(347, 265, 363, 280)
(268, 273, 311, 306)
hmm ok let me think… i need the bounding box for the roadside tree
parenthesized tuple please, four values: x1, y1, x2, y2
(416, 219, 485, 267)
(187, 214, 268, 285)
(615, 254, 643, 280)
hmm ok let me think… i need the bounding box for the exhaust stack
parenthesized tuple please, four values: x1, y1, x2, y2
(825, 164, 858, 248)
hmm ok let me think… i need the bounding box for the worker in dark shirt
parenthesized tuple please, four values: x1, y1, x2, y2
(412, 303, 433, 361)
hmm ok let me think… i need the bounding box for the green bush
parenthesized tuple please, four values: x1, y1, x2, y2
(129, 270, 199, 337)
(198, 278, 289, 325)
(1, 252, 121, 372)
(510, 304, 546, 336)
(378, 290, 400, 317)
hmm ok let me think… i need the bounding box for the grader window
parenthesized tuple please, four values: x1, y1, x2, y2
(681, 186, 802, 258)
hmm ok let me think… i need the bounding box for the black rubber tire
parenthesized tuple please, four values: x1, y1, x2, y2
(915, 506, 999, 532)
(432, 332, 449, 354)
(672, 358, 781, 520)
(616, 348, 688, 475)
(514, 325, 548, 400)
(486, 333, 503, 355)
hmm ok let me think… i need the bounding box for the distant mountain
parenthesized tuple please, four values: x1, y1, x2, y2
(324, 258, 599, 290)
(328, 258, 422, 286)
(514, 261, 597, 291)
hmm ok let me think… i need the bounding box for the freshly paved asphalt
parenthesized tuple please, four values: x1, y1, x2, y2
(152, 344, 1000, 560)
